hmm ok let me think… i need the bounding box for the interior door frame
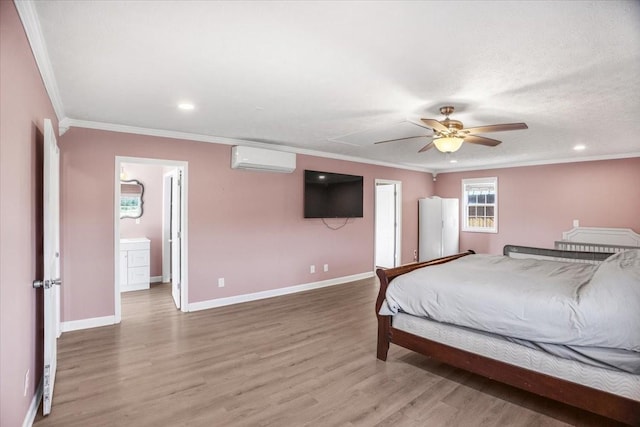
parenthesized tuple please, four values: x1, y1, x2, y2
(374, 179, 402, 268)
(114, 156, 189, 322)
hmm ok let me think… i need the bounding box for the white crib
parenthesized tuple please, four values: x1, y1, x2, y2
(555, 226, 640, 251)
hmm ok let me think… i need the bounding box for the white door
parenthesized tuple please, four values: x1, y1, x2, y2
(161, 173, 172, 283)
(419, 198, 442, 262)
(375, 180, 401, 268)
(33, 119, 61, 416)
(441, 198, 460, 257)
(170, 170, 182, 309)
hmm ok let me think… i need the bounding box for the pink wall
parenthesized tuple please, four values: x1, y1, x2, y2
(0, 2, 59, 425)
(59, 127, 434, 321)
(6, 7, 636, 426)
(120, 163, 164, 277)
(434, 158, 640, 254)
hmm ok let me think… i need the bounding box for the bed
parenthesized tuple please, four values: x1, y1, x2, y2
(375, 230, 640, 425)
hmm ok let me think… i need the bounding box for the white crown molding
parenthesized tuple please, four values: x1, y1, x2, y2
(14, 0, 66, 122)
(437, 152, 640, 174)
(61, 118, 434, 173)
(63, 117, 640, 174)
(58, 117, 71, 135)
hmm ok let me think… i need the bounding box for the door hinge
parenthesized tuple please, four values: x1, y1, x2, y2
(43, 364, 51, 403)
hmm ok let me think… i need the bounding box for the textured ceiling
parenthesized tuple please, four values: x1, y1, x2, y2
(28, 1, 640, 172)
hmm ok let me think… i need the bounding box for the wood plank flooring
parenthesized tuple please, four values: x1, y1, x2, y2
(33, 279, 622, 426)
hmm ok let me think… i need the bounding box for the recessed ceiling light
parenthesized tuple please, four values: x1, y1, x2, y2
(178, 103, 195, 111)
(573, 144, 586, 151)
(449, 159, 458, 163)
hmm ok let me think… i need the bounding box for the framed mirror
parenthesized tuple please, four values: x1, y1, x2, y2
(120, 179, 144, 219)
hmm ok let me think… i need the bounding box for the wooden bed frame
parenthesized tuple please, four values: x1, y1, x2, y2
(375, 249, 640, 426)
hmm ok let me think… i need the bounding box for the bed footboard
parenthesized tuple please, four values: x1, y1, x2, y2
(375, 250, 475, 361)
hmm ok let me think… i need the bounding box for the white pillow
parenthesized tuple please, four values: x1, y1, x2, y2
(578, 249, 640, 351)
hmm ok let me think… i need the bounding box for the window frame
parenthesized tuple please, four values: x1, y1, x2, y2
(461, 177, 498, 233)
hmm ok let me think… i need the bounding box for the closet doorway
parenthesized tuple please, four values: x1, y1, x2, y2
(114, 157, 188, 322)
(374, 179, 402, 268)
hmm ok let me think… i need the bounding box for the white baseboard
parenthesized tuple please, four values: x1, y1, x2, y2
(22, 378, 42, 427)
(187, 271, 374, 312)
(61, 315, 116, 333)
(120, 282, 150, 292)
(120, 277, 162, 292)
(59, 273, 374, 330)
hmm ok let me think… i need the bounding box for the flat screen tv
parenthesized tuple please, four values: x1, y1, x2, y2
(304, 170, 364, 218)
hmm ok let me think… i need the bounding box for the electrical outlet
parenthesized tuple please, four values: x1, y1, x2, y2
(323, 264, 328, 272)
(573, 219, 580, 227)
(24, 369, 29, 396)
(310, 265, 315, 274)
(135, 218, 141, 224)
(413, 250, 418, 261)
(218, 278, 225, 287)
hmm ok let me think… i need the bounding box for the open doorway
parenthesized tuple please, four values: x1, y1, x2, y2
(375, 179, 402, 268)
(114, 157, 188, 322)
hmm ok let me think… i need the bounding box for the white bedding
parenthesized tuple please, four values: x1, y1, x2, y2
(381, 250, 640, 354)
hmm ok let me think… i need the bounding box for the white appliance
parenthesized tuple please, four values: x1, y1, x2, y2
(231, 146, 296, 173)
(419, 197, 459, 262)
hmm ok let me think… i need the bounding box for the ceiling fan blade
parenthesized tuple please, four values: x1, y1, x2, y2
(374, 135, 428, 145)
(465, 135, 502, 146)
(464, 123, 528, 134)
(406, 118, 436, 132)
(420, 118, 449, 133)
(418, 142, 435, 152)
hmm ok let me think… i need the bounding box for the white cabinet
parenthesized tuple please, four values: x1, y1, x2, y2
(419, 197, 459, 262)
(120, 238, 150, 292)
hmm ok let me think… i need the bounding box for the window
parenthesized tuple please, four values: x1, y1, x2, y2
(462, 177, 497, 233)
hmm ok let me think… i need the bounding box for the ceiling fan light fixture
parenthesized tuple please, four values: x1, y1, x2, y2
(433, 136, 464, 153)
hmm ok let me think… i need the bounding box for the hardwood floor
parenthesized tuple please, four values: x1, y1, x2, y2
(34, 279, 621, 426)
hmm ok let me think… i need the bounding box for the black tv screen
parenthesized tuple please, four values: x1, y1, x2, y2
(304, 170, 364, 218)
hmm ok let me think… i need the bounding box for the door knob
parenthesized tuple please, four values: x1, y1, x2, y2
(33, 278, 62, 289)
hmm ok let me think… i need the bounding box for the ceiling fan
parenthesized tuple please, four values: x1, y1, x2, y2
(375, 106, 528, 153)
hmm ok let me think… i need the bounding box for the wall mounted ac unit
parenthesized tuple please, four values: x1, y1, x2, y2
(231, 146, 296, 173)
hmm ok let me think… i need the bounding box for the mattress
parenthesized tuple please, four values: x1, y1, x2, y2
(382, 252, 640, 353)
(392, 312, 640, 400)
